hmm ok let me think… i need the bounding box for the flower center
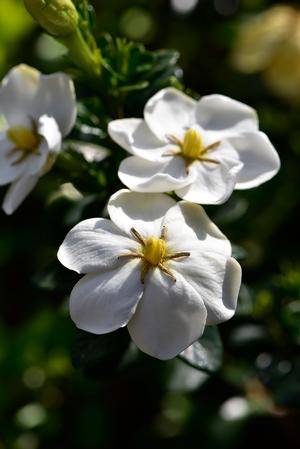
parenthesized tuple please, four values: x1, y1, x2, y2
(6, 124, 41, 166)
(181, 128, 205, 159)
(118, 226, 190, 284)
(7, 126, 40, 152)
(164, 129, 221, 172)
(143, 236, 166, 266)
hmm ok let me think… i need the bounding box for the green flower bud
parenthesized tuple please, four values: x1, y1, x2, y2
(24, 0, 79, 36)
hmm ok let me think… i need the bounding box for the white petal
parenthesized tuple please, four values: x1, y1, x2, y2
(144, 87, 196, 141)
(0, 65, 40, 126)
(38, 115, 62, 154)
(108, 118, 142, 153)
(171, 253, 241, 325)
(229, 131, 281, 189)
(16, 115, 62, 178)
(58, 218, 139, 274)
(33, 72, 76, 136)
(119, 155, 194, 192)
(69, 140, 110, 162)
(175, 155, 243, 205)
(162, 201, 231, 257)
(26, 143, 49, 177)
(2, 174, 39, 215)
(70, 259, 144, 334)
(107, 189, 176, 238)
(128, 269, 207, 360)
(222, 257, 242, 320)
(0, 130, 49, 183)
(195, 94, 258, 137)
(0, 134, 26, 185)
(108, 118, 168, 161)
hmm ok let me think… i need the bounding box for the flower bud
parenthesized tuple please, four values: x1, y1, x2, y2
(24, 0, 79, 36)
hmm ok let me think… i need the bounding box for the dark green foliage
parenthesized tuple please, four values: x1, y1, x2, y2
(72, 328, 131, 378)
(96, 34, 182, 116)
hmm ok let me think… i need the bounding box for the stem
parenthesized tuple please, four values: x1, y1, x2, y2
(62, 28, 101, 78)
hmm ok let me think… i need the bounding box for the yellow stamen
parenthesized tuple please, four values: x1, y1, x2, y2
(119, 227, 190, 284)
(130, 228, 146, 246)
(165, 130, 221, 170)
(7, 126, 40, 152)
(143, 236, 166, 266)
(182, 128, 205, 159)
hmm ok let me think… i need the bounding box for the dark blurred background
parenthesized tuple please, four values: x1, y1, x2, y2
(0, 1, 300, 448)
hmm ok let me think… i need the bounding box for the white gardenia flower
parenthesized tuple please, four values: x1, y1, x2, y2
(57, 189, 242, 360)
(108, 87, 280, 204)
(0, 64, 76, 214)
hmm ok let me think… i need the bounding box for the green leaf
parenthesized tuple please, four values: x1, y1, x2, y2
(231, 244, 248, 261)
(95, 34, 182, 109)
(149, 49, 180, 74)
(32, 261, 79, 293)
(213, 196, 248, 225)
(72, 328, 131, 378)
(178, 326, 223, 373)
(118, 81, 149, 93)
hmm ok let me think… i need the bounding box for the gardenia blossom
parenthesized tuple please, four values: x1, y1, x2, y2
(57, 189, 242, 360)
(0, 64, 76, 214)
(108, 88, 280, 204)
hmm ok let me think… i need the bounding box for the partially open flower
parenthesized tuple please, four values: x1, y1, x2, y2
(0, 64, 76, 214)
(108, 88, 280, 205)
(58, 189, 241, 360)
(232, 5, 300, 102)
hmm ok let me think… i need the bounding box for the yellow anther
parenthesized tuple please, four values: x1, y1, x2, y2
(119, 227, 190, 284)
(182, 128, 204, 159)
(7, 126, 40, 152)
(143, 236, 166, 266)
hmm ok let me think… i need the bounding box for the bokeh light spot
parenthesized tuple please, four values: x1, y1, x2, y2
(16, 404, 47, 429)
(35, 34, 67, 61)
(214, 0, 239, 16)
(171, 0, 198, 14)
(256, 352, 272, 369)
(120, 8, 154, 41)
(219, 397, 250, 421)
(23, 367, 46, 390)
(277, 360, 292, 374)
(15, 432, 39, 449)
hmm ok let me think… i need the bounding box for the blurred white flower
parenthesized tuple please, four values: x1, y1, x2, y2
(58, 189, 241, 360)
(108, 88, 280, 204)
(231, 5, 300, 102)
(0, 64, 76, 214)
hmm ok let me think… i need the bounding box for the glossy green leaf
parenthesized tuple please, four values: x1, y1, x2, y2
(32, 261, 79, 293)
(179, 326, 223, 373)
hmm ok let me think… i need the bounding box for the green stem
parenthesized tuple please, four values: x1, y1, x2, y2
(62, 28, 101, 78)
